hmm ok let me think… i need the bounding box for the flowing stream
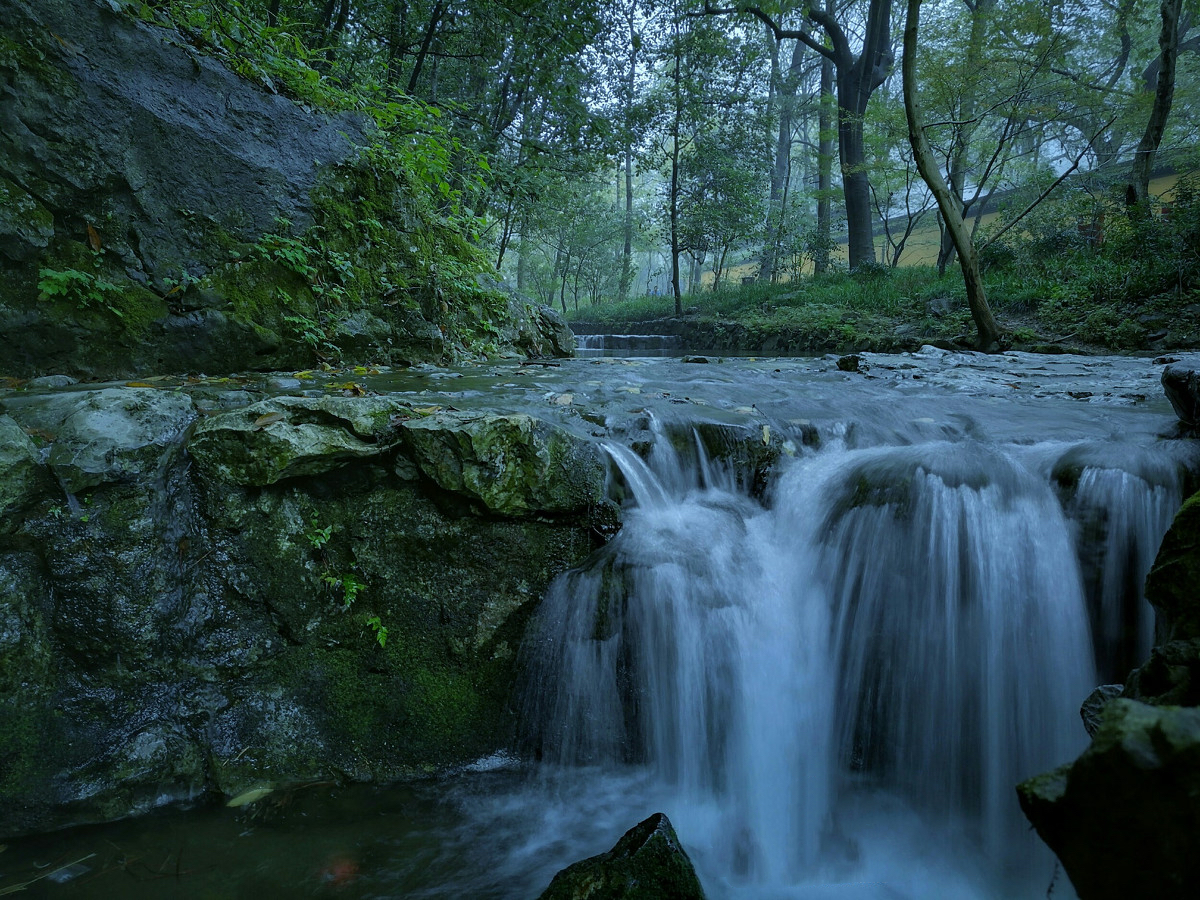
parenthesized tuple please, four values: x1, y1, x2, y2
(4, 350, 1195, 899)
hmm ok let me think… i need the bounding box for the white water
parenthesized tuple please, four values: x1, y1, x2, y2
(516, 421, 1185, 898)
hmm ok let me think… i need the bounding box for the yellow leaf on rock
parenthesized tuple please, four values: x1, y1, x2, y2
(252, 412, 286, 429)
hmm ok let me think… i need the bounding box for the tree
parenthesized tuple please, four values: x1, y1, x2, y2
(701, 1, 897, 270)
(903, 0, 1003, 348)
(1128, 0, 1185, 207)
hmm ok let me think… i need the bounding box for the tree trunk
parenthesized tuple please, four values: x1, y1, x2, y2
(839, 110, 876, 269)
(384, 0, 408, 88)
(324, 0, 351, 68)
(936, 0, 995, 275)
(815, 53, 834, 274)
(822, 0, 893, 270)
(760, 36, 804, 282)
(1128, 0, 1183, 208)
(903, 0, 1002, 350)
(407, 1, 447, 96)
(266, 0, 281, 29)
(669, 16, 684, 316)
(618, 4, 638, 302)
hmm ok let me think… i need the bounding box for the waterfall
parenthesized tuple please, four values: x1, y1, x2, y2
(520, 421, 1184, 897)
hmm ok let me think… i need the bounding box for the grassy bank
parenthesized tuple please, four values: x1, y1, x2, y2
(569, 181, 1200, 355)
(568, 264, 1200, 355)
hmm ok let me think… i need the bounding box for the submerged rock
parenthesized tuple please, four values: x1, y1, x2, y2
(1017, 699, 1200, 900)
(536, 813, 707, 900)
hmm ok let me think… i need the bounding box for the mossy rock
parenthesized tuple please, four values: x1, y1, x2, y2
(188, 394, 412, 486)
(1144, 490, 1200, 641)
(1017, 699, 1200, 900)
(537, 813, 707, 900)
(400, 411, 606, 516)
(0, 414, 48, 519)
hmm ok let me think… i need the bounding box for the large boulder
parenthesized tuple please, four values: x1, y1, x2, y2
(1, 387, 196, 492)
(400, 411, 606, 516)
(0, 413, 45, 517)
(188, 394, 411, 485)
(1017, 699, 1200, 900)
(0, 384, 605, 838)
(1143, 490, 1200, 641)
(0, 0, 363, 275)
(536, 813, 707, 900)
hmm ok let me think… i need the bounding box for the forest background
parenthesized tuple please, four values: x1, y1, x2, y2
(135, 0, 1200, 353)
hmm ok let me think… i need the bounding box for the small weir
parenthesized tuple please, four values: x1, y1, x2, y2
(575, 332, 683, 357)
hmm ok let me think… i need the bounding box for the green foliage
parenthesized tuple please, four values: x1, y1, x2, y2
(322, 572, 366, 611)
(37, 267, 124, 318)
(305, 516, 333, 551)
(364, 614, 388, 648)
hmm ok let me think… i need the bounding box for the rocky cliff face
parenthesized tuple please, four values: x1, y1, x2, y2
(0, 0, 570, 378)
(0, 379, 609, 838)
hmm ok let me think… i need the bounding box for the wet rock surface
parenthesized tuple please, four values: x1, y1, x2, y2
(536, 812, 707, 900)
(1018, 700, 1200, 900)
(0, 0, 571, 378)
(0, 350, 1192, 840)
(0, 379, 609, 838)
(1021, 470, 1200, 898)
(1161, 355, 1200, 426)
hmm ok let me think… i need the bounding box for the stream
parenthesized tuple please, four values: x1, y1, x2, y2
(2, 348, 1194, 899)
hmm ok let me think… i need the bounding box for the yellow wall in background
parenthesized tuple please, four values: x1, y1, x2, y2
(703, 172, 1184, 286)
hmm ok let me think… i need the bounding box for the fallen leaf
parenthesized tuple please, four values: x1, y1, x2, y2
(252, 412, 286, 429)
(86, 223, 101, 252)
(762, 425, 771, 445)
(125, 381, 156, 388)
(226, 786, 273, 808)
(413, 406, 442, 415)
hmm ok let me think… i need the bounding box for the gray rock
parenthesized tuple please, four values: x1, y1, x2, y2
(1161, 356, 1200, 426)
(0, 414, 46, 517)
(0, 176, 54, 261)
(26, 375, 79, 388)
(537, 813, 707, 900)
(399, 411, 606, 516)
(188, 394, 411, 485)
(2, 388, 196, 493)
(1080, 683, 1123, 737)
(0, 0, 363, 278)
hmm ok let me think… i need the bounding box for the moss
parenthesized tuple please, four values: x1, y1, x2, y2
(0, 29, 80, 98)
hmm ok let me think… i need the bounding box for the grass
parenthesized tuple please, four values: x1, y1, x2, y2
(566, 261, 1200, 354)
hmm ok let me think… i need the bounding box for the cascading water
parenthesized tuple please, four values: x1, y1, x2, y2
(518, 417, 1181, 898)
(1060, 449, 1184, 680)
